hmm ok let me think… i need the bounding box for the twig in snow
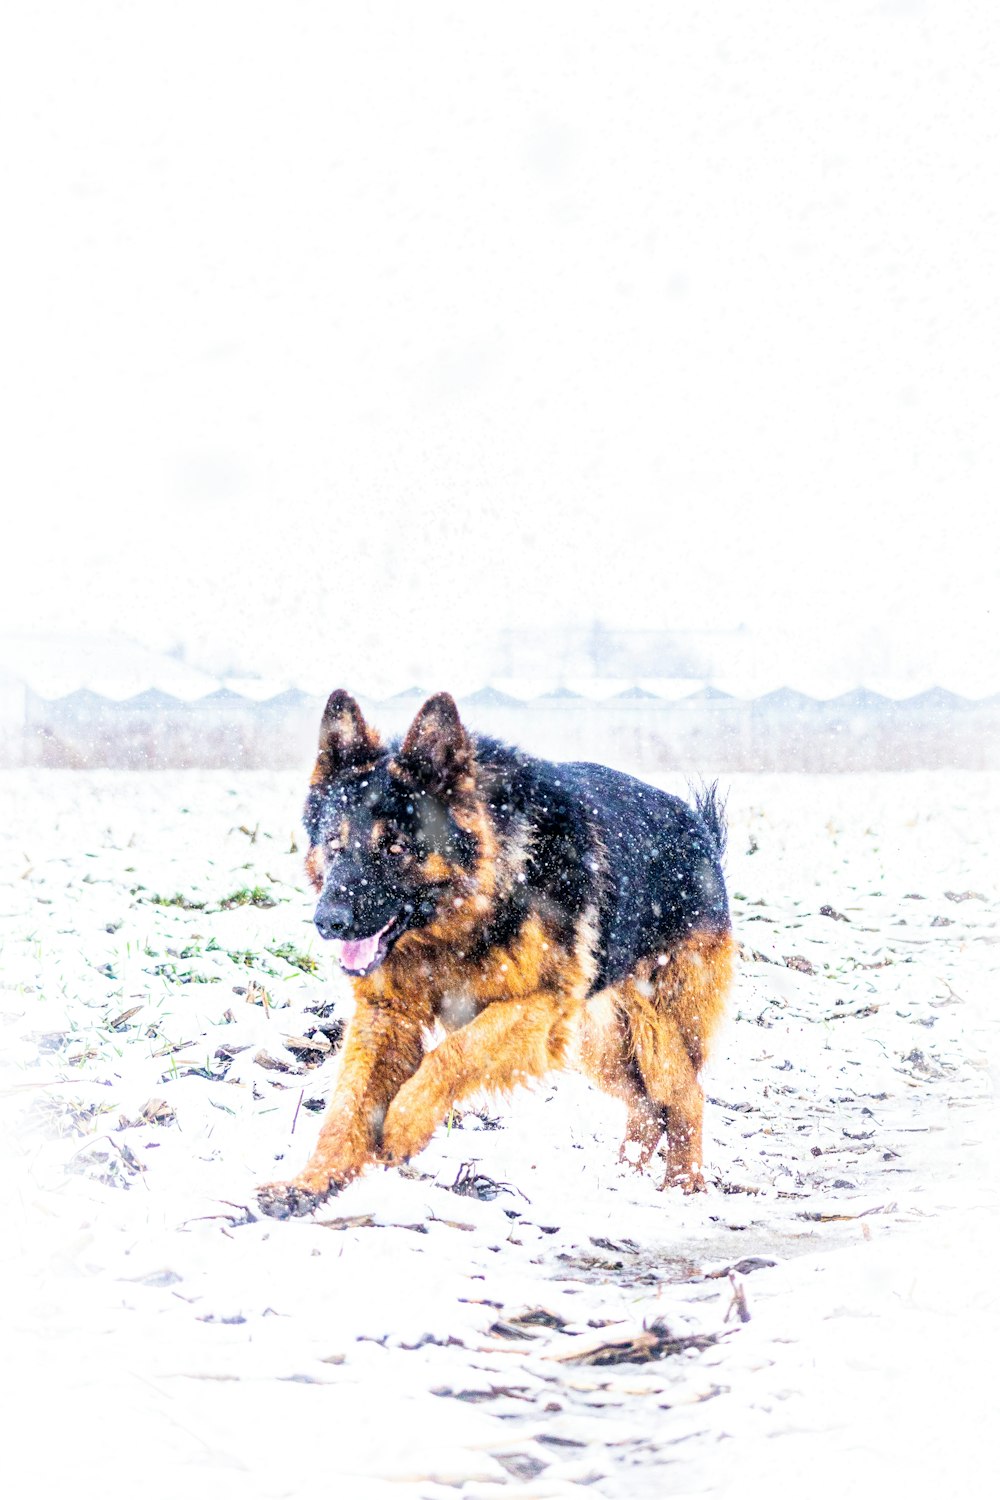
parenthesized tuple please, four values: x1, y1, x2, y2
(725, 1272, 751, 1324)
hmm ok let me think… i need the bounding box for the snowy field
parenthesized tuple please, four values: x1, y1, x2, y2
(1, 768, 998, 1498)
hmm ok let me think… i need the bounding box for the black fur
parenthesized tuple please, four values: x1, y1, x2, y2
(305, 726, 729, 993)
(258, 692, 733, 1211)
(474, 741, 729, 991)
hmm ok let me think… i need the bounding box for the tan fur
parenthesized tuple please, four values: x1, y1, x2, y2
(270, 927, 732, 1203)
(381, 991, 577, 1164)
(420, 851, 452, 883)
(260, 691, 734, 1213)
(286, 989, 436, 1194)
(617, 930, 734, 1189)
(577, 993, 665, 1168)
(304, 845, 324, 892)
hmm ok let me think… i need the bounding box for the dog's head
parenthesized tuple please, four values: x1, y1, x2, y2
(302, 690, 482, 976)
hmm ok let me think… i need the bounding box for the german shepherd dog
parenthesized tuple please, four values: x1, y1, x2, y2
(258, 691, 733, 1218)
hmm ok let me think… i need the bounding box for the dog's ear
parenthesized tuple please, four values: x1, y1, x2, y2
(312, 690, 381, 781)
(396, 693, 474, 799)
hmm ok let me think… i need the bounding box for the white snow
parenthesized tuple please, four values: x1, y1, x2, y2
(1, 769, 997, 1497)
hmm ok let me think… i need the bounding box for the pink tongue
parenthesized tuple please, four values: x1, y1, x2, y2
(332, 922, 390, 973)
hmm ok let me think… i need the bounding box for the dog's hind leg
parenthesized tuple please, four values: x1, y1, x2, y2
(622, 931, 734, 1192)
(578, 991, 666, 1168)
(380, 992, 577, 1165)
(625, 1003, 706, 1191)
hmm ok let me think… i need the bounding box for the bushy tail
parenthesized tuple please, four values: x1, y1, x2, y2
(691, 779, 728, 859)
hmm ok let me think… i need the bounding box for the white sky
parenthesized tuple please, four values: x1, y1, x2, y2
(2, 1, 998, 686)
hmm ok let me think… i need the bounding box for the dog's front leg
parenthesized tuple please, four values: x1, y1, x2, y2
(258, 994, 429, 1216)
(381, 992, 575, 1164)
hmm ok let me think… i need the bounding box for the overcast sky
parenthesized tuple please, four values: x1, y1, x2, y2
(2, 1, 998, 687)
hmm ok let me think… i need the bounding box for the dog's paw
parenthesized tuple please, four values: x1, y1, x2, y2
(257, 1180, 333, 1219)
(380, 1106, 436, 1166)
(660, 1166, 706, 1195)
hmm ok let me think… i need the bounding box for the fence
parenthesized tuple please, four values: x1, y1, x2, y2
(7, 682, 999, 772)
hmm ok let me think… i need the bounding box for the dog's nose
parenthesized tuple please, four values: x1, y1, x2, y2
(314, 900, 353, 940)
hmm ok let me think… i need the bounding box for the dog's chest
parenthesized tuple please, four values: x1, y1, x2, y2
(438, 988, 480, 1032)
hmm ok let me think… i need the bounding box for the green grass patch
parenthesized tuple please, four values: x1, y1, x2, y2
(148, 892, 206, 911)
(147, 961, 221, 984)
(219, 886, 277, 910)
(269, 941, 320, 975)
(224, 948, 283, 976)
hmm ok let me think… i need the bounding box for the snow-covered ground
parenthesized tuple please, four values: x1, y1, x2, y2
(1, 769, 997, 1498)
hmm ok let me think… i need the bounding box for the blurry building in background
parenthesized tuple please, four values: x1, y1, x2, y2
(1, 632, 997, 772)
(0, 634, 315, 770)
